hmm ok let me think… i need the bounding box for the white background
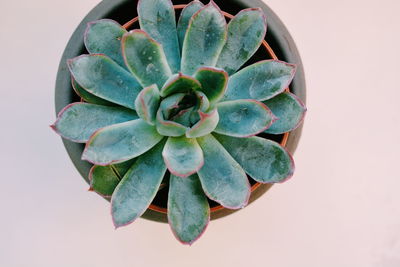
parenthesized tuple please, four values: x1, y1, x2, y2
(1, 0, 399, 266)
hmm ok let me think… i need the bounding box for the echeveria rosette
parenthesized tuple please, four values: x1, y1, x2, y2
(51, 0, 306, 245)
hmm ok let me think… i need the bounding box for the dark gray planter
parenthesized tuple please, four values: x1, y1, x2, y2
(55, 0, 306, 223)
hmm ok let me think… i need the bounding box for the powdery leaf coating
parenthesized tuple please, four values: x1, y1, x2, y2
(138, 0, 181, 73)
(263, 92, 307, 134)
(52, 103, 138, 143)
(84, 19, 128, 69)
(177, 0, 204, 52)
(122, 30, 172, 89)
(162, 136, 204, 177)
(196, 134, 250, 209)
(160, 73, 201, 97)
(68, 54, 142, 109)
(181, 2, 227, 75)
(82, 119, 163, 165)
(214, 134, 294, 183)
(156, 108, 188, 137)
(216, 8, 267, 75)
(111, 140, 167, 228)
(223, 60, 296, 102)
(168, 174, 210, 245)
(214, 99, 275, 137)
(134, 84, 161, 125)
(194, 67, 228, 105)
(72, 78, 115, 106)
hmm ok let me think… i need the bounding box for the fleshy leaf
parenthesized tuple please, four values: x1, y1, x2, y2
(82, 119, 163, 165)
(160, 73, 201, 97)
(159, 93, 186, 118)
(216, 8, 267, 75)
(134, 84, 160, 125)
(168, 174, 210, 245)
(122, 30, 172, 88)
(84, 19, 128, 69)
(194, 67, 228, 105)
(138, 0, 181, 73)
(162, 136, 204, 177)
(263, 92, 307, 134)
(51, 103, 138, 143)
(156, 108, 188, 137)
(72, 78, 115, 106)
(214, 134, 294, 183)
(222, 60, 296, 102)
(186, 109, 219, 138)
(68, 54, 142, 109)
(214, 99, 275, 137)
(111, 140, 167, 228)
(177, 1, 204, 52)
(181, 2, 227, 75)
(197, 134, 250, 209)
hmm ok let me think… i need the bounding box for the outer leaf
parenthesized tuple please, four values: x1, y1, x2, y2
(82, 119, 163, 165)
(214, 134, 295, 183)
(186, 109, 219, 138)
(194, 67, 228, 105)
(156, 108, 188, 137)
(122, 30, 172, 88)
(197, 134, 250, 209)
(162, 136, 204, 177)
(263, 92, 307, 134)
(84, 19, 128, 69)
(216, 8, 267, 75)
(72, 78, 115, 106)
(68, 54, 142, 109)
(51, 103, 138, 143)
(223, 60, 296, 102)
(214, 99, 275, 137)
(134, 84, 160, 125)
(111, 140, 167, 228)
(89, 159, 136, 197)
(138, 0, 181, 73)
(168, 174, 210, 245)
(160, 73, 201, 97)
(177, 0, 204, 51)
(181, 2, 227, 75)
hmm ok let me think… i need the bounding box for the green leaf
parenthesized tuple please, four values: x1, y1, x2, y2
(68, 54, 142, 109)
(111, 140, 167, 228)
(89, 159, 136, 197)
(216, 8, 267, 75)
(214, 134, 294, 183)
(181, 2, 227, 75)
(223, 60, 296, 102)
(168, 174, 210, 245)
(82, 119, 163, 165)
(156, 108, 188, 137)
(159, 93, 186, 118)
(186, 109, 219, 138)
(214, 99, 275, 137)
(122, 30, 172, 88)
(72, 78, 115, 106)
(194, 67, 228, 105)
(84, 19, 128, 69)
(177, 0, 204, 52)
(197, 134, 250, 209)
(138, 0, 181, 73)
(134, 84, 160, 125)
(160, 73, 201, 97)
(51, 102, 138, 143)
(162, 136, 204, 177)
(263, 92, 307, 134)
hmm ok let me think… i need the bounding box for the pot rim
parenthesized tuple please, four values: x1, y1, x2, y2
(116, 4, 290, 215)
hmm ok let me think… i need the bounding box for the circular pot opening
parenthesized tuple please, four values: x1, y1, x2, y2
(55, 0, 306, 222)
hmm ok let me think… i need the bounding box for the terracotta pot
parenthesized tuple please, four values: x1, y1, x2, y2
(54, 0, 306, 223)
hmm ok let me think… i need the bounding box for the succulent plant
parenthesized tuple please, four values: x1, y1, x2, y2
(52, 0, 306, 244)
